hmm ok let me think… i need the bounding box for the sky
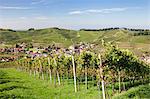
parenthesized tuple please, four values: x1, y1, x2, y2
(0, 0, 150, 30)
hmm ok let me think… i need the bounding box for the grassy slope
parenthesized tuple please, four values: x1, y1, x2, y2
(0, 28, 77, 47)
(1, 28, 150, 47)
(0, 68, 100, 99)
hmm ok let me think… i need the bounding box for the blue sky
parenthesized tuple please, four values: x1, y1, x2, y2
(0, 0, 149, 30)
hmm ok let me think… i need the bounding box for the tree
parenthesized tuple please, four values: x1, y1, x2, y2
(28, 28, 34, 31)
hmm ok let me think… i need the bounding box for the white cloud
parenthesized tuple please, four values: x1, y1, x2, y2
(86, 9, 103, 13)
(69, 7, 137, 15)
(103, 8, 127, 12)
(0, 6, 31, 10)
(69, 11, 83, 15)
(86, 8, 127, 13)
(31, 0, 46, 5)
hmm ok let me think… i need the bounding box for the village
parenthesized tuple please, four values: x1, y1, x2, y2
(0, 42, 95, 62)
(1, 42, 150, 65)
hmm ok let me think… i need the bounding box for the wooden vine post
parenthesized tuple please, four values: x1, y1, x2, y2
(72, 54, 77, 92)
(71, 39, 77, 92)
(54, 58, 61, 85)
(99, 53, 106, 99)
(48, 57, 52, 83)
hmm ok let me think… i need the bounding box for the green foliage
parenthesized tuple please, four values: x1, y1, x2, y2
(104, 43, 150, 76)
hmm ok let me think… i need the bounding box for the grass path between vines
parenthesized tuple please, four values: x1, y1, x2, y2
(0, 68, 100, 99)
(0, 68, 149, 99)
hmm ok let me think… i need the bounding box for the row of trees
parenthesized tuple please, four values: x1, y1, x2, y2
(80, 28, 150, 32)
(80, 27, 120, 31)
(132, 31, 150, 36)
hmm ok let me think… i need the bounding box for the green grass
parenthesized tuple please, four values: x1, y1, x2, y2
(0, 68, 150, 99)
(113, 84, 150, 99)
(0, 68, 101, 99)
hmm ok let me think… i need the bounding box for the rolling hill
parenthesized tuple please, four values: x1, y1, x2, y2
(0, 28, 150, 48)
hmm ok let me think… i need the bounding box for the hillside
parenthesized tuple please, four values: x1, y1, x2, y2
(0, 28, 150, 48)
(0, 28, 77, 47)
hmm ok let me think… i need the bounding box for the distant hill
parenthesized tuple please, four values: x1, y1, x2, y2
(0, 27, 150, 47)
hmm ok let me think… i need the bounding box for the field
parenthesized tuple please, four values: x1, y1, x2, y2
(0, 68, 149, 99)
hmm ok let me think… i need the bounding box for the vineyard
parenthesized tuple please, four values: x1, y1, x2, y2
(0, 42, 150, 99)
